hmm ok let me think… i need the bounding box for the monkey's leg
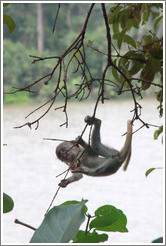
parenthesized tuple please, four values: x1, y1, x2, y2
(85, 116, 119, 158)
(58, 173, 83, 187)
(72, 156, 122, 177)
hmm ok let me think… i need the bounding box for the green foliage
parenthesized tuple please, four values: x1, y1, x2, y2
(3, 14, 16, 34)
(4, 92, 30, 104)
(28, 200, 128, 243)
(154, 125, 163, 140)
(3, 193, 14, 213)
(73, 203, 128, 243)
(90, 205, 128, 232)
(145, 168, 156, 177)
(152, 237, 163, 243)
(72, 230, 108, 243)
(108, 3, 163, 119)
(30, 200, 86, 243)
(145, 167, 162, 177)
(3, 3, 10, 7)
(4, 3, 163, 105)
(3, 4, 16, 34)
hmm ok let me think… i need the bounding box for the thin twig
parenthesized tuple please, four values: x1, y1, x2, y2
(14, 219, 36, 231)
(52, 3, 60, 33)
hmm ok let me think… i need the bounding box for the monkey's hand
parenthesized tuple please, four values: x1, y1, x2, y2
(84, 116, 95, 125)
(58, 179, 69, 188)
(75, 136, 84, 145)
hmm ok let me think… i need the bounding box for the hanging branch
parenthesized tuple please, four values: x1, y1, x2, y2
(11, 3, 95, 130)
(52, 3, 60, 34)
(4, 3, 161, 133)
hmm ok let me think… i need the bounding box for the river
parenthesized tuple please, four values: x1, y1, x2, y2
(2, 99, 164, 244)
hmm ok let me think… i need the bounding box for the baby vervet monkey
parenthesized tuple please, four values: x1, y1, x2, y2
(56, 116, 132, 187)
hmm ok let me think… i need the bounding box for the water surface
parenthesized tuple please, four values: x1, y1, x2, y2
(3, 99, 163, 244)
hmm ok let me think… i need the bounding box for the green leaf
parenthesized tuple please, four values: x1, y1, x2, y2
(147, 56, 161, 73)
(124, 51, 146, 62)
(154, 126, 163, 140)
(3, 14, 16, 34)
(3, 193, 14, 213)
(59, 200, 88, 214)
(117, 28, 127, 49)
(154, 16, 163, 30)
(120, 9, 130, 29)
(149, 49, 163, 60)
(72, 230, 108, 243)
(88, 40, 93, 46)
(113, 21, 119, 34)
(129, 60, 143, 75)
(30, 201, 86, 243)
(140, 63, 155, 90)
(152, 237, 163, 243)
(123, 35, 136, 48)
(72, 47, 83, 61)
(145, 168, 156, 177)
(108, 5, 123, 24)
(3, 3, 9, 7)
(143, 35, 152, 46)
(90, 205, 128, 232)
(155, 89, 163, 103)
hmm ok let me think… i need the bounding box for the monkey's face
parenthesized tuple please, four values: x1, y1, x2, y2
(56, 141, 81, 164)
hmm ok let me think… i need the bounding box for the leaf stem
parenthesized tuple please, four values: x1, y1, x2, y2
(14, 219, 36, 231)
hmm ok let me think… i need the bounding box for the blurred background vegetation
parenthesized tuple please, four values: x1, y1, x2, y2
(3, 3, 162, 104)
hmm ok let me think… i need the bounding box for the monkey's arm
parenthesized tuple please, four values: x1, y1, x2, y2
(75, 136, 89, 149)
(59, 173, 83, 188)
(75, 136, 98, 156)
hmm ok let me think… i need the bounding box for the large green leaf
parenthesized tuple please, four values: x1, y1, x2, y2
(72, 230, 108, 243)
(3, 14, 16, 34)
(3, 193, 14, 213)
(90, 205, 128, 232)
(59, 200, 88, 214)
(30, 201, 86, 243)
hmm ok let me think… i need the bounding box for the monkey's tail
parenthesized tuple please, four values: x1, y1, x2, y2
(123, 146, 131, 171)
(120, 120, 132, 170)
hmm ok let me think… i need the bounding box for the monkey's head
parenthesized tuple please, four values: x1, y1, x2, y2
(56, 141, 81, 164)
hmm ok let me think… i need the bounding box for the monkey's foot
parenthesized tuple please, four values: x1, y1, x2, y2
(58, 179, 68, 188)
(84, 116, 95, 125)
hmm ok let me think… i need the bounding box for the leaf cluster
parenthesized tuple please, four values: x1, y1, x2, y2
(29, 200, 128, 243)
(108, 3, 163, 93)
